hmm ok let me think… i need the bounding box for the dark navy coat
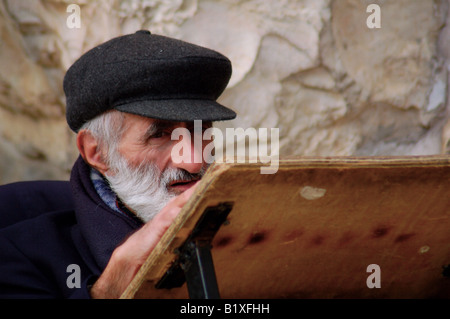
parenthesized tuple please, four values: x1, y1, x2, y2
(0, 156, 143, 298)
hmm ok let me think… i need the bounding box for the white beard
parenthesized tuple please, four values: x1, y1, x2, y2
(104, 150, 205, 223)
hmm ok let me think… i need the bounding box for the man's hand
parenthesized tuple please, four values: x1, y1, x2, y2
(90, 182, 198, 299)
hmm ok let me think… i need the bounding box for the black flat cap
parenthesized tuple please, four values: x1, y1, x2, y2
(64, 30, 236, 132)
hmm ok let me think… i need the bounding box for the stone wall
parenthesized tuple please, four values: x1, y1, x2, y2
(0, 0, 449, 184)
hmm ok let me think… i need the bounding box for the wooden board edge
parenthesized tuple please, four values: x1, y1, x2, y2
(232, 155, 450, 169)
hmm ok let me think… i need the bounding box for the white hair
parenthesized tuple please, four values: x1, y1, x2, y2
(79, 110, 127, 168)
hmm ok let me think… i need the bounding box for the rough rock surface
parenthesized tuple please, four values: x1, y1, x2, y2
(0, 0, 449, 184)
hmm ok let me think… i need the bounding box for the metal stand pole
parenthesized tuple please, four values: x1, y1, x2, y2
(155, 202, 233, 299)
(181, 240, 220, 299)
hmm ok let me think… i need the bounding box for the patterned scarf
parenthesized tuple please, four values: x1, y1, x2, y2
(90, 168, 143, 224)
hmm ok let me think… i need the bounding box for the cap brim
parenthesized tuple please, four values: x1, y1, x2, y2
(114, 99, 236, 122)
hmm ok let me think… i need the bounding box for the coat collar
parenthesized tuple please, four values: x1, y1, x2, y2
(70, 156, 143, 270)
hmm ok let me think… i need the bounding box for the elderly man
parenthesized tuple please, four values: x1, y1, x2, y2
(0, 30, 235, 298)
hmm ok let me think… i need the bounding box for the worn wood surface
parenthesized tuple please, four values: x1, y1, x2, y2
(121, 156, 450, 299)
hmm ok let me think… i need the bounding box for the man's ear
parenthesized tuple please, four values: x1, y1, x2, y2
(77, 130, 109, 174)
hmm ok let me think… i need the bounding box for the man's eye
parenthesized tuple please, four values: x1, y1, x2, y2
(150, 131, 170, 139)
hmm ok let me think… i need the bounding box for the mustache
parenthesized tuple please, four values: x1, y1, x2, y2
(160, 165, 208, 188)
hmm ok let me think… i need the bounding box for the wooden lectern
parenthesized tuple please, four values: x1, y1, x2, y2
(121, 156, 450, 299)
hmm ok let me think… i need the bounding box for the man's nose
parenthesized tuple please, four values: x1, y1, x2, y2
(171, 132, 205, 174)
